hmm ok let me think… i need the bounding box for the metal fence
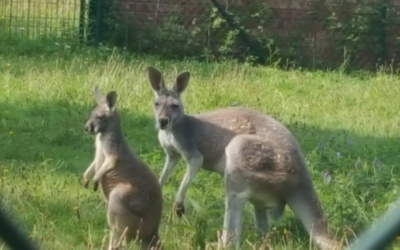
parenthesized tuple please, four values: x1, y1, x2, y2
(114, 0, 400, 69)
(1, 0, 400, 69)
(0, 0, 85, 41)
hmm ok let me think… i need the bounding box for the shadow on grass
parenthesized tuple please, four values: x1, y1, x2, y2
(0, 98, 160, 249)
(0, 98, 399, 248)
(1, 42, 395, 79)
(0, 99, 160, 175)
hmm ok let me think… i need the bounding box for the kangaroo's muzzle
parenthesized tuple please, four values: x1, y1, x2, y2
(158, 118, 170, 130)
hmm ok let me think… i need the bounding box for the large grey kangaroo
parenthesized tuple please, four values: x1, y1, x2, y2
(147, 66, 341, 250)
(83, 87, 163, 250)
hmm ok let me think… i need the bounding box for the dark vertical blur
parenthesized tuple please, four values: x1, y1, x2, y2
(0, 206, 37, 250)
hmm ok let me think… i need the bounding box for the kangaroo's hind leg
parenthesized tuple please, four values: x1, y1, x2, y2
(107, 190, 134, 250)
(139, 233, 162, 250)
(107, 221, 128, 250)
(107, 227, 128, 250)
(221, 153, 251, 249)
(221, 180, 247, 249)
(253, 206, 268, 236)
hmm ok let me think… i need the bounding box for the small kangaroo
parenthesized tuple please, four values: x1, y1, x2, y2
(82, 86, 163, 250)
(147, 66, 341, 250)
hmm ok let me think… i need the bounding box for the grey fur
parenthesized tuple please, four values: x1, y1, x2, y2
(147, 67, 342, 250)
(83, 86, 163, 250)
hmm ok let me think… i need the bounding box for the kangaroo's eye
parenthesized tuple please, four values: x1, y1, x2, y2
(171, 103, 179, 109)
(97, 115, 106, 120)
(154, 102, 160, 107)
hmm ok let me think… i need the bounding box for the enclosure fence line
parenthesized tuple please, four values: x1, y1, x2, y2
(0, 0, 399, 68)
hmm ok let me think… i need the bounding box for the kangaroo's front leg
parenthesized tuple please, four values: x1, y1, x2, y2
(174, 153, 203, 217)
(159, 150, 181, 186)
(93, 155, 118, 191)
(83, 160, 96, 188)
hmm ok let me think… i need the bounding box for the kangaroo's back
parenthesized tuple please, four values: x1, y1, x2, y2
(177, 106, 302, 170)
(195, 106, 297, 142)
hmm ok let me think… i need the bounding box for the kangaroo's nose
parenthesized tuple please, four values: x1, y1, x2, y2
(158, 118, 169, 128)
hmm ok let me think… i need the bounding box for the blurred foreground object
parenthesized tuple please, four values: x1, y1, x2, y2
(349, 197, 400, 250)
(0, 205, 37, 250)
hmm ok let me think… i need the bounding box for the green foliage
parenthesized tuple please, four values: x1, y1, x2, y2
(101, 0, 276, 63)
(0, 48, 400, 249)
(326, 4, 380, 66)
(99, 0, 400, 70)
(2, 0, 400, 70)
(137, 16, 206, 59)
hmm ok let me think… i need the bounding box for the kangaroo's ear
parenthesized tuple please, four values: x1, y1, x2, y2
(173, 71, 190, 95)
(147, 66, 166, 95)
(105, 91, 117, 111)
(93, 86, 105, 104)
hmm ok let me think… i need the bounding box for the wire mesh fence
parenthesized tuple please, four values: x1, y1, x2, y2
(0, 0, 400, 69)
(104, 0, 400, 69)
(0, 0, 85, 42)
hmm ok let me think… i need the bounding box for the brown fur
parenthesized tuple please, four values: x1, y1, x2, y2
(83, 87, 163, 250)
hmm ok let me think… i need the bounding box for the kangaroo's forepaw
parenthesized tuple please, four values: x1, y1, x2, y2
(93, 180, 99, 191)
(83, 179, 89, 189)
(174, 202, 185, 217)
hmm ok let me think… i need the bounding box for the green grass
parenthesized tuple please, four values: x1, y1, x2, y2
(0, 48, 400, 250)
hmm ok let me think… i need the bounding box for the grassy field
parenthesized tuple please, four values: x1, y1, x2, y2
(0, 49, 400, 250)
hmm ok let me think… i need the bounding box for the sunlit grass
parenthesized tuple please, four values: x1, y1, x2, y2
(0, 50, 400, 249)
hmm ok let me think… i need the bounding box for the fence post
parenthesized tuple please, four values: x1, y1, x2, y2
(79, 0, 86, 44)
(377, 0, 388, 63)
(87, 0, 110, 45)
(95, 0, 104, 44)
(87, 0, 97, 45)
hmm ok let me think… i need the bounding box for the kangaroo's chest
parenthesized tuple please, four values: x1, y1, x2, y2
(94, 135, 106, 172)
(158, 130, 182, 152)
(158, 130, 198, 158)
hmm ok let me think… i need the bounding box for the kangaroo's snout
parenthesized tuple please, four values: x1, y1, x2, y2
(158, 118, 169, 129)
